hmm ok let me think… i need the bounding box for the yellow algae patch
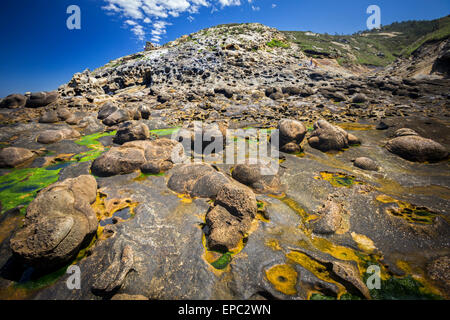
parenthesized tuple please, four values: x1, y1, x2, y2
(265, 264, 298, 296)
(310, 236, 362, 264)
(278, 197, 309, 220)
(286, 251, 346, 298)
(396, 260, 444, 297)
(376, 194, 396, 204)
(376, 194, 440, 225)
(92, 192, 138, 239)
(177, 193, 193, 204)
(266, 239, 282, 251)
(351, 232, 377, 253)
(337, 123, 375, 131)
(315, 171, 363, 188)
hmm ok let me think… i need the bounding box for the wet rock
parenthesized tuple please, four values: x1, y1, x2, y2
(204, 205, 251, 252)
(347, 134, 360, 146)
(25, 91, 58, 108)
(214, 87, 234, 98)
(265, 87, 279, 97)
(113, 121, 150, 145)
(37, 128, 81, 144)
(91, 145, 146, 177)
(215, 183, 257, 220)
(0, 147, 35, 168)
(311, 198, 347, 235)
(351, 93, 368, 103)
(269, 92, 284, 100)
(321, 89, 346, 102)
(277, 119, 306, 153)
(39, 110, 59, 123)
(97, 102, 119, 120)
(426, 256, 450, 291)
(393, 128, 419, 137)
(111, 294, 149, 300)
(385, 129, 448, 162)
(0, 94, 27, 109)
(92, 245, 134, 296)
(308, 120, 358, 152)
(78, 116, 104, 134)
(352, 157, 379, 171)
(176, 122, 228, 153)
(10, 175, 98, 270)
(231, 161, 282, 194)
(92, 139, 184, 177)
(331, 261, 371, 299)
(203, 181, 257, 252)
(66, 114, 82, 125)
(102, 109, 130, 126)
(376, 121, 389, 130)
(157, 94, 171, 103)
(57, 107, 71, 121)
(137, 105, 151, 120)
(167, 163, 229, 198)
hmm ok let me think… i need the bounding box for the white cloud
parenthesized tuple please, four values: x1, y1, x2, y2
(272, 4, 277, 8)
(132, 25, 146, 41)
(251, 5, 260, 11)
(102, 0, 249, 43)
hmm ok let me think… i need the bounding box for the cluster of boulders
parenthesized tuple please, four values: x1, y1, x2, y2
(97, 102, 151, 127)
(91, 138, 184, 176)
(308, 120, 360, 152)
(0, 91, 58, 109)
(167, 163, 259, 252)
(275, 118, 360, 153)
(10, 175, 98, 270)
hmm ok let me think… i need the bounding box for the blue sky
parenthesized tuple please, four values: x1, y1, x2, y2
(0, 0, 449, 97)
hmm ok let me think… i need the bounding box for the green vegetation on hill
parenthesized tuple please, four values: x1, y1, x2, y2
(283, 15, 450, 67)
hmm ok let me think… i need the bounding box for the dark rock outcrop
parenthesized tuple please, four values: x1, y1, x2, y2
(386, 128, 448, 162)
(10, 175, 98, 270)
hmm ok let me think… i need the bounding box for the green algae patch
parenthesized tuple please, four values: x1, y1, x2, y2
(73, 131, 116, 163)
(310, 293, 336, 300)
(315, 171, 364, 188)
(150, 127, 180, 136)
(211, 252, 232, 270)
(133, 172, 165, 182)
(365, 274, 442, 300)
(75, 131, 116, 148)
(376, 195, 441, 225)
(0, 167, 60, 214)
(202, 233, 247, 272)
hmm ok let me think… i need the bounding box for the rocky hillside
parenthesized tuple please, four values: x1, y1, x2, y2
(0, 22, 449, 301)
(284, 15, 450, 73)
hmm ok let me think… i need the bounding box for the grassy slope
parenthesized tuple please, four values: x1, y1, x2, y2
(283, 15, 450, 67)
